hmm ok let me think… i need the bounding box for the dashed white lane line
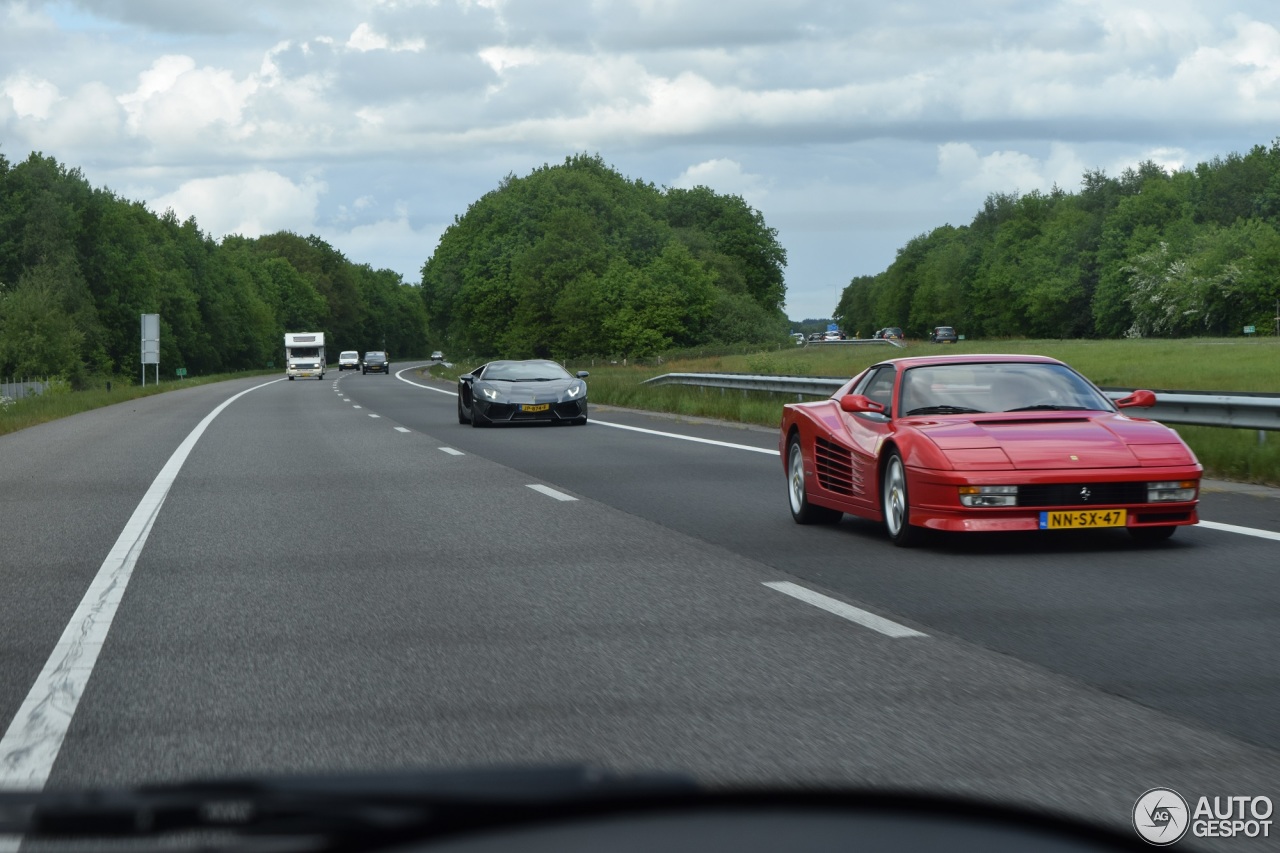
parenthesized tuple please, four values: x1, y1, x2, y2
(1197, 520, 1280, 542)
(439, 447, 464, 456)
(394, 427, 411, 434)
(764, 581, 927, 639)
(352, 405, 362, 409)
(0, 378, 284, 791)
(368, 413, 381, 419)
(527, 484, 578, 502)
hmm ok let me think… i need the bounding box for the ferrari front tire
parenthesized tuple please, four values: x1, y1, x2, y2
(882, 450, 919, 547)
(787, 435, 842, 524)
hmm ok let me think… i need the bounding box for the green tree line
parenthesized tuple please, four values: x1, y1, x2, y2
(0, 151, 428, 383)
(420, 153, 789, 358)
(836, 141, 1280, 339)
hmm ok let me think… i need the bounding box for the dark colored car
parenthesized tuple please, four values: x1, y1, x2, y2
(930, 326, 958, 344)
(881, 327, 904, 340)
(457, 359, 589, 426)
(780, 354, 1201, 546)
(363, 351, 390, 374)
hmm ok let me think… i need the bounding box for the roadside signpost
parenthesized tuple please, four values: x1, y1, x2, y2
(141, 314, 159, 386)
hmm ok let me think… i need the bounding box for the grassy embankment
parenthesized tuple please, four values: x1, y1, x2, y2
(436, 338, 1280, 486)
(0, 370, 279, 438)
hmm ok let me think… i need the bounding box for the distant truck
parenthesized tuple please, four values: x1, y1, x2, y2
(284, 333, 326, 380)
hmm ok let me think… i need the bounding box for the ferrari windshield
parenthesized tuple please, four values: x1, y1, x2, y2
(898, 362, 1113, 416)
(483, 361, 573, 381)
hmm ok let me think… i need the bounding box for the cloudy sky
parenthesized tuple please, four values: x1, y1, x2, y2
(2, 0, 1278, 321)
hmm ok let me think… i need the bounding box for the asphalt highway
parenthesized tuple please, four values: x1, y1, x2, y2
(1, 365, 1277, 849)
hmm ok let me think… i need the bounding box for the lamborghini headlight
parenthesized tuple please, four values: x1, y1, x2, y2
(482, 387, 498, 400)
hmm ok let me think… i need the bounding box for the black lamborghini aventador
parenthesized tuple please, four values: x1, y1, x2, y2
(457, 360, 589, 426)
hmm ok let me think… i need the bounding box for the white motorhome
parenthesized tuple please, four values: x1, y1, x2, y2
(284, 333, 326, 380)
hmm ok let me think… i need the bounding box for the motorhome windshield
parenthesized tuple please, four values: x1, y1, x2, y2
(288, 347, 322, 359)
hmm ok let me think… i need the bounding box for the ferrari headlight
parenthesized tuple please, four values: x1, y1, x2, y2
(482, 387, 498, 400)
(959, 485, 1018, 507)
(1147, 480, 1197, 502)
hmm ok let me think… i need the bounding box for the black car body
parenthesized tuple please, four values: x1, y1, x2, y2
(929, 326, 958, 344)
(457, 360, 589, 426)
(363, 351, 390, 374)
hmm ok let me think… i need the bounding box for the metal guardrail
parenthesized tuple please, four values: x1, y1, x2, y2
(0, 378, 50, 403)
(641, 373, 1280, 431)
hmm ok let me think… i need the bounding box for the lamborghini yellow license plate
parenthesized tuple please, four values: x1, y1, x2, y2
(521, 403, 550, 413)
(1039, 509, 1127, 530)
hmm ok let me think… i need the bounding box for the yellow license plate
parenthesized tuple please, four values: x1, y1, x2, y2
(521, 403, 550, 413)
(1039, 509, 1127, 530)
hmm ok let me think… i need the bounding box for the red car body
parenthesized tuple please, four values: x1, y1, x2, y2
(779, 354, 1202, 546)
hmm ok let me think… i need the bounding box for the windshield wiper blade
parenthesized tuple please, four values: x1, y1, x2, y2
(903, 406, 985, 416)
(0, 765, 697, 842)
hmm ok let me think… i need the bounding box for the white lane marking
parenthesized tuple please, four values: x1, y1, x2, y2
(764, 581, 927, 639)
(0, 378, 284, 791)
(591, 419, 778, 455)
(368, 413, 381, 419)
(353, 405, 362, 409)
(343, 398, 350, 402)
(527, 484, 578, 502)
(396, 366, 456, 395)
(1197, 520, 1280, 542)
(439, 447, 464, 456)
(395, 427, 411, 434)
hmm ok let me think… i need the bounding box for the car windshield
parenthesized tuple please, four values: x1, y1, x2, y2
(898, 362, 1113, 415)
(365, 352, 385, 360)
(483, 361, 572, 381)
(341, 352, 358, 359)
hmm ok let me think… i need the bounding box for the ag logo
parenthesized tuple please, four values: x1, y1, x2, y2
(1134, 788, 1190, 845)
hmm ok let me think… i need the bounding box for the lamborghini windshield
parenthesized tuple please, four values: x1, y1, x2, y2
(483, 361, 573, 381)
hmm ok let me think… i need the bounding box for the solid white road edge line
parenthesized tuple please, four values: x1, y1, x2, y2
(1196, 520, 1280, 542)
(764, 581, 927, 639)
(0, 378, 285, 792)
(591, 419, 778, 455)
(527, 484, 578, 502)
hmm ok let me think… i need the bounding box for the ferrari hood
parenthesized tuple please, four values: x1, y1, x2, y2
(917, 414, 1189, 470)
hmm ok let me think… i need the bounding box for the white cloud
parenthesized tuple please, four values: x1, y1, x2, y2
(346, 23, 426, 53)
(117, 55, 258, 144)
(672, 158, 769, 207)
(3, 73, 61, 119)
(149, 171, 327, 238)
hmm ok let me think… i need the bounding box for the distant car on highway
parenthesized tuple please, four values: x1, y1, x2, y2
(431, 351, 444, 361)
(457, 359, 589, 427)
(338, 351, 360, 371)
(363, 351, 390, 374)
(780, 354, 1201, 546)
(881, 327, 904, 340)
(929, 326, 958, 344)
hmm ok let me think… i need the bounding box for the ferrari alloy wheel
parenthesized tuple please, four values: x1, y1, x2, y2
(882, 451, 918, 547)
(787, 435, 841, 525)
